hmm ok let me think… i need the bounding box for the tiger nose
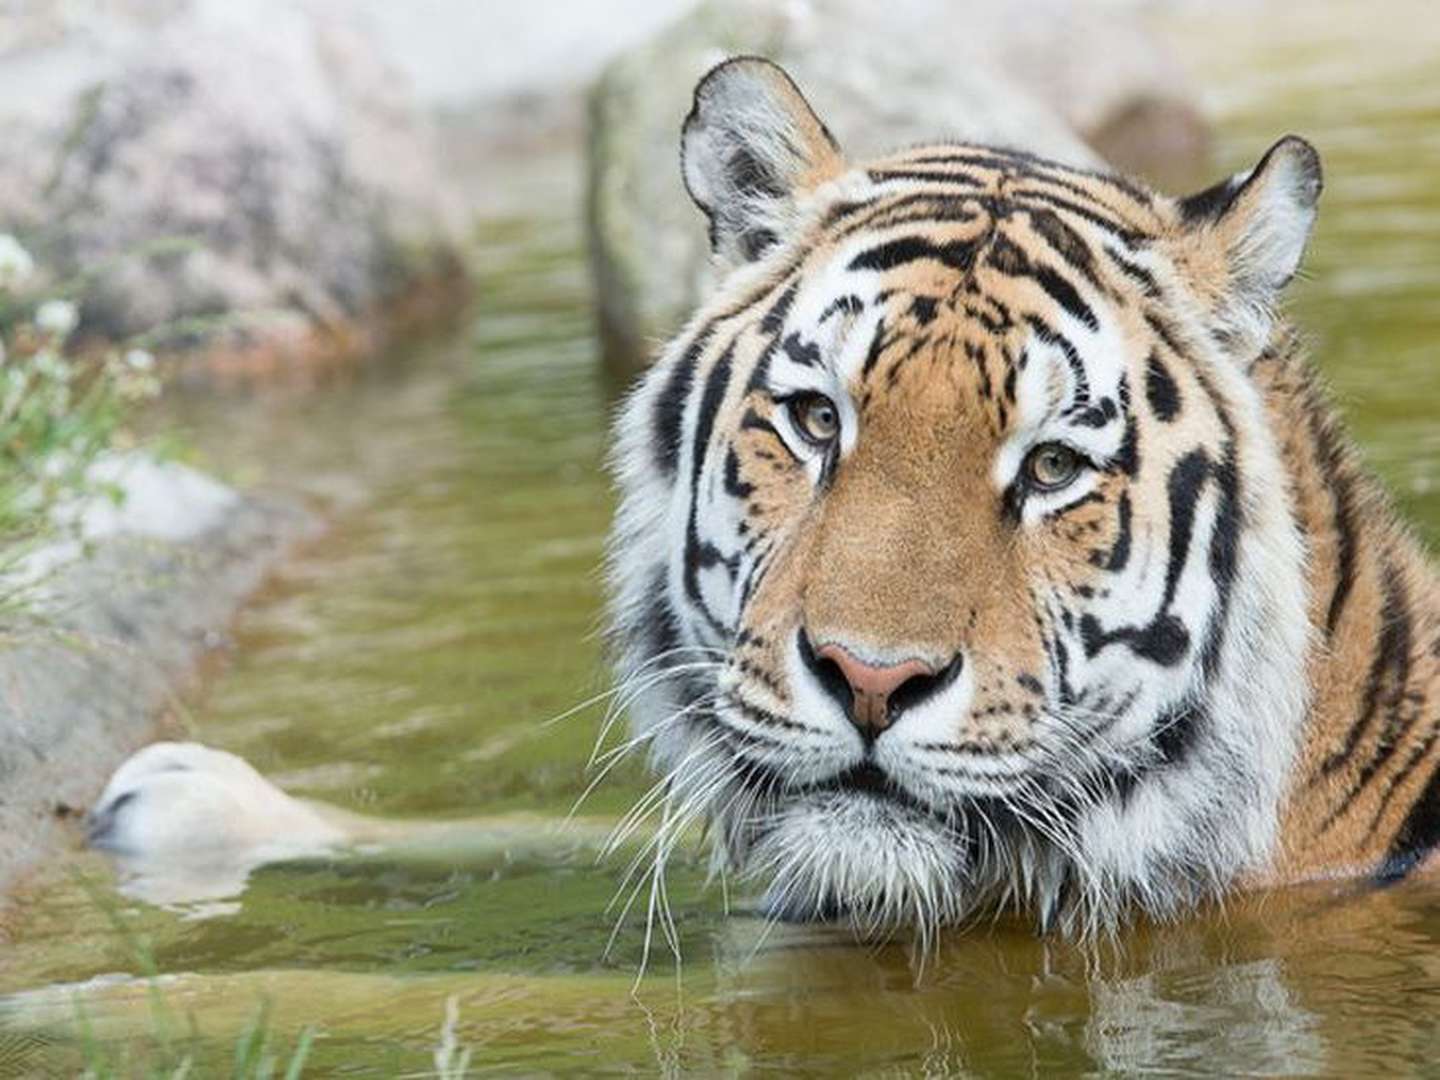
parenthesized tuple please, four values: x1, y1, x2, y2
(800, 632, 944, 737)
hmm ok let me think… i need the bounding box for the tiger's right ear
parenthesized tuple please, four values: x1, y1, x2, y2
(681, 57, 846, 267)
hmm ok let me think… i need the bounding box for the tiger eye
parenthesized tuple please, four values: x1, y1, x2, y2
(791, 393, 841, 445)
(1025, 442, 1083, 491)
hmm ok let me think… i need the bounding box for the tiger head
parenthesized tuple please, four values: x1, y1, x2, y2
(607, 58, 1321, 936)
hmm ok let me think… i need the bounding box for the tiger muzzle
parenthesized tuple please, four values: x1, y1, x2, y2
(798, 629, 963, 740)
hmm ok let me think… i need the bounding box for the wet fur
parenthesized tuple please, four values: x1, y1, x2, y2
(605, 58, 1440, 942)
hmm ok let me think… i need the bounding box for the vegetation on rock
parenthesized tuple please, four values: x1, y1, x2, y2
(0, 233, 159, 604)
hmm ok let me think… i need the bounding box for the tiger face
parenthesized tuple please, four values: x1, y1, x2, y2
(608, 58, 1321, 935)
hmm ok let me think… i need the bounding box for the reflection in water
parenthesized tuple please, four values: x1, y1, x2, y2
(1, 2, 1439, 1073)
(1086, 958, 1325, 1075)
(7, 877, 1440, 1074)
(0, 888, 1378, 1076)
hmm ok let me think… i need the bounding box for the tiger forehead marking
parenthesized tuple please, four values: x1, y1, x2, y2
(706, 163, 1233, 733)
(609, 56, 1440, 940)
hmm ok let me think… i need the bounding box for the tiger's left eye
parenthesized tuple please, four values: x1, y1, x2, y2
(789, 393, 841, 445)
(1024, 442, 1083, 491)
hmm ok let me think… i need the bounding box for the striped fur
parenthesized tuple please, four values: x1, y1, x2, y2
(605, 58, 1440, 939)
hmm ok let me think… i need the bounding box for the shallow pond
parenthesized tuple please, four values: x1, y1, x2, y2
(2, 4, 1440, 1075)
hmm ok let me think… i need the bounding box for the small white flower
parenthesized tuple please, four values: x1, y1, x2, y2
(124, 348, 156, 372)
(0, 234, 35, 290)
(30, 349, 72, 382)
(118, 373, 161, 401)
(35, 298, 79, 341)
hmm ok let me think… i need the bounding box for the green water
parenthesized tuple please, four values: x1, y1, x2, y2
(2, 6, 1440, 1075)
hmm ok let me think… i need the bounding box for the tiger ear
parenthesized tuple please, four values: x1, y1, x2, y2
(1176, 136, 1323, 344)
(681, 57, 846, 267)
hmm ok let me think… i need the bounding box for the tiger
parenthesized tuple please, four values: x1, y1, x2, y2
(87, 56, 1440, 943)
(604, 56, 1440, 938)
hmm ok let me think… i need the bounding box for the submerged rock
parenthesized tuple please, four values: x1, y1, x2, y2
(0, 1, 465, 374)
(587, 0, 1209, 379)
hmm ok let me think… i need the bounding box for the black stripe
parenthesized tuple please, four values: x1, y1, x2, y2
(1154, 702, 1206, 766)
(1161, 451, 1210, 609)
(640, 566, 681, 662)
(1179, 349, 1244, 684)
(1307, 400, 1358, 638)
(652, 331, 706, 478)
(860, 318, 888, 380)
(781, 332, 822, 368)
(1052, 635, 1077, 707)
(1144, 311, 1191, 362)
(682, 344, 738, 637)
(1145, 353, 1181, 421)
(1368, 722, 1440, 836)
(1178, 174, 1241, 223)
(1078, 450, 1208, 668)
(965, 339, 996, 403)
(910, 295, 939, 326)
(828, 192, 962, 235)
(867, 167, 986, 188)
(1096, 492, 1132, 572)
(1043, 489, 1106, 520)
(859, 203, 985, 234)
(1080, 612, 1190, 669)
(760, 279, 798, 335)
(817, 294, 862, 323)
(739, 407, 801, 465)
(1034, 265, 1099, 330)
(1066, 395, 1119, 428)
(1200, 446, 1242, 680)
(723, 447, 753, 499)
(716, 717, 796, 751)
(1006, 188, 1144, 246)
(654, 266, 808, 477)
(1319, 560, 1413, 781)
(906, 150, 1031, 171)
(745, 281, 800, 393)
(1027, 207, 1103, 291)
(1113, 413, 1139, 478)
(848, 235, 980, 273)
(690, 344, 736, 486)
(907, 149, 1154, 207)
(1376, 755, 1440, 883)
(737, 543, 772, 611)
(1320, 563, 1417, 831)
(1106, 248, 1163, 298)
(732, 696, 826, 735)
(1023, 315, 1090, 406)
(882, 331, 931, 389)
(821, 197, 876, 228)
(989, 235, 1098, 330)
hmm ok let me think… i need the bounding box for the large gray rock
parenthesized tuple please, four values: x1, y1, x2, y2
(587, 0, 1207, 379)
(0, 0, 464, 369)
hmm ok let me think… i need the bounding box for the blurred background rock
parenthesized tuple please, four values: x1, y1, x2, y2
(0, 0, 1207, 380)
(585, 0, 1208, 379)
(0, 0, 468, 378)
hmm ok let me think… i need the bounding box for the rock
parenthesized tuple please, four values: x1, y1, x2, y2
(0, 453, 322, 903)
(0, 0, 465, 373)
(586, 0, 1209, 379)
